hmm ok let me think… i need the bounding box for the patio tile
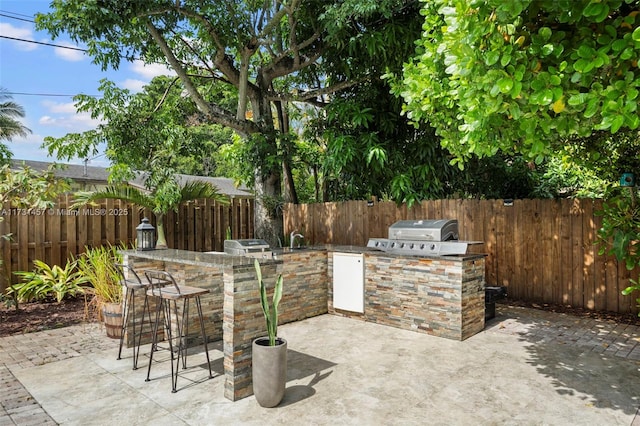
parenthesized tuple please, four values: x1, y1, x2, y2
(2, 305, 640, 425)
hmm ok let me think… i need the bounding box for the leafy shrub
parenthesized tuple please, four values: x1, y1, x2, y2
(76, 244, 123, 311)
(12, 259, 90, 303)
(597, 186, 640, 315)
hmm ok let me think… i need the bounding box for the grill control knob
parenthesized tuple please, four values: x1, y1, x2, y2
(430, 244, 436, 250)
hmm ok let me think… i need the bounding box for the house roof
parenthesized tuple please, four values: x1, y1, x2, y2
(11, 159, 111, 182)
(10, 159, 254, 199)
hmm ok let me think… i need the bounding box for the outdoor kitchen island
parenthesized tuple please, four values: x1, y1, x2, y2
(327, 245, 486, 341)
(121, 248, 328, 401)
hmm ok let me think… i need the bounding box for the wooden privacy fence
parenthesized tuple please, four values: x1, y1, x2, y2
(0, 194, 254, 291)
(284, 198, 639, 315)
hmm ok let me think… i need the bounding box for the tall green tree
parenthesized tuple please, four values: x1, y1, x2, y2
(0, 88, 31, 164)
(390, 0, 640, 167)
(37, 0, 411, 245)
(303, 0, 555, 204)
(43, 76, 236, 181)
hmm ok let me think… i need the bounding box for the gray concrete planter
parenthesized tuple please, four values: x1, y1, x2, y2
(252, 337, 287, 407)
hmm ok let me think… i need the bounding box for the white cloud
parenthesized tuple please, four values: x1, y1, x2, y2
(38, 112, 100, 130)
(41, 100, 77, 114)
(0, 23, 36, 51)
(130, 60, 173, 80)
(38, 101, 101, 130)
(121, 78, 147, 92)
(53, 41, 86, 62)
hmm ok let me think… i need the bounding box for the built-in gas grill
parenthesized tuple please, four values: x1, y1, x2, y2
(224, 239, 272, 259)
(367, 219, 480, 256)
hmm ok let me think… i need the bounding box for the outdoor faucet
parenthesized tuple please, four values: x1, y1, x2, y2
(290, 230, 304, 249)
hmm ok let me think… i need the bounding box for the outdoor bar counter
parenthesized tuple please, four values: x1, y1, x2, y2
(122, 245, 485, 400)
(122, 248, 328, 401)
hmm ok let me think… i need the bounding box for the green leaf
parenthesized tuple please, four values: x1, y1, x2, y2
(568, 93, 588, 106)
(574, 58, 587, 72)
(538, 27, 552, 41)
(612, 39, 627, 52)
(633, 27, 640, 42)
(497, 77, 514, 93)
(485, 51, 500, 66)
(577, 44, 594, 59)
(584, 99, 599, 118)
(610, 115, 624, 133)
(620, 48, 634, 61)
(582, 2, 603, 17)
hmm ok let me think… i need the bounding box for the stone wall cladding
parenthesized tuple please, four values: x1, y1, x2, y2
(222, 250, 328, 401)
(328, 250, 485, 341)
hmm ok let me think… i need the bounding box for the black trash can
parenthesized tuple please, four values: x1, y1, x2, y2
(485, 286, 507, 321)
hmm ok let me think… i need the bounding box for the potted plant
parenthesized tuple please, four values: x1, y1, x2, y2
(252, 258, 287, 407)
(76, 244, 124, 338)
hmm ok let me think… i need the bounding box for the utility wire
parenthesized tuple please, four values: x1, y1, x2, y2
(4, 91, 100, 98)
(0, 12, 34, 23)
(0, 9, 35, 20)
(0, 35, 88, 52)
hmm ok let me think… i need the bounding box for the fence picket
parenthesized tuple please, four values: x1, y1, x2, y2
(0, 195, 253, 291)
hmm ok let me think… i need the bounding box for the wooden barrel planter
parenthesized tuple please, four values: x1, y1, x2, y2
(102, 302, 124, 339)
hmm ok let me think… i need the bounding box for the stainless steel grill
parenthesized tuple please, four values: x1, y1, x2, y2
(367, 219, 479, 256)
(224, 239, 272, 259)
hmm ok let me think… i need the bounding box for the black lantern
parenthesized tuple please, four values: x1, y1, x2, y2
(136, 217, 156, 251)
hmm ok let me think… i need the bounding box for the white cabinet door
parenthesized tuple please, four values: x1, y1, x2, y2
(333, 252, 364, 313)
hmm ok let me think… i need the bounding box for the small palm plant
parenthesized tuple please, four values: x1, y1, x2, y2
(72, 180, 229, 249)
(254, 259, 283, 346)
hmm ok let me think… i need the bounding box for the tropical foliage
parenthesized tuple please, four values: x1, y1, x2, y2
(0, 88, 31, 164)
(390, 0, 640, 168)
(42, 77, 236, 180)
(76, 244, 124, 308)
(11, 259, 89, 303)
(36, 0, 428, 244)
(0, 163, 70, 309)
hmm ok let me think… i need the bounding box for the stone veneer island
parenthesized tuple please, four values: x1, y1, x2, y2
(122, 245, 485, 401)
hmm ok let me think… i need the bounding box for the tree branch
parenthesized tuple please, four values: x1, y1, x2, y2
(145, 19, 258, 135)
(267, 78, 365, 104)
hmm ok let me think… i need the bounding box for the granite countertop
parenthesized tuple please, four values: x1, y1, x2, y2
(323, 244, 486, 261)
(121, 249, 276, 267)
(122, 245, 485, 265)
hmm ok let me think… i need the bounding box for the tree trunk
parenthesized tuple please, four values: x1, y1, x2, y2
(155, 213, 168, 249)
(251, 91, 283, 248)
(275, 99, 298, 204)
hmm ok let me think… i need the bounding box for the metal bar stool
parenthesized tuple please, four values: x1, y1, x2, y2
(114, 264, 153, 370)
(144, 270, 213, 393)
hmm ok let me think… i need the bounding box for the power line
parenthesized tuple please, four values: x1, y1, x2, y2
(0, 35, 87, 52)
(5, 91, 100, 98)
(0, 12, 34, 23)
(0, 9, 35, 20)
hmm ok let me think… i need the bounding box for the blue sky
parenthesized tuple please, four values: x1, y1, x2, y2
(0, 0, 172, 167)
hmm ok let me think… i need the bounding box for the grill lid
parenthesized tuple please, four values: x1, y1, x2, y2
(224, 239, 271, 255)
(388, 219, 458, 242)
